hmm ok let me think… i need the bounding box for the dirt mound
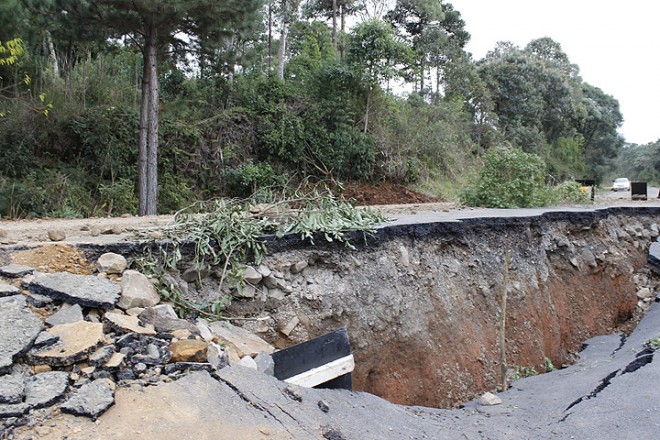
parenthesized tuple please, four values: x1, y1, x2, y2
(341, 182, 442, 206)
(11, 245, 94, 275)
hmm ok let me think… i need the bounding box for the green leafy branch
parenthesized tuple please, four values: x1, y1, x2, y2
(139, 182, 389, 318)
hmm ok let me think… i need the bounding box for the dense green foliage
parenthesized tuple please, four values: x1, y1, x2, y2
(0, 0, 634, 218)
(610, 141, 660, 185)
(460, 146, 547, 208)
(460, 147, 590, 208)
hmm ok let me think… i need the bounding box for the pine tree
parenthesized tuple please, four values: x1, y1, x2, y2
(89, 0, 263, 215)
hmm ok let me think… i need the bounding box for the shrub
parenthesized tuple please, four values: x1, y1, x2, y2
(223, 162, 286, 198)
(0, 170, 93, 218)
(98, 178, 137, 216)
(547, 181, 591, 205)
(461, 146, 547, 208)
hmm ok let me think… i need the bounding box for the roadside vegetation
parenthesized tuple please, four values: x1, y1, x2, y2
(134, 182, 387, 318)
(0, 0, 649, 217)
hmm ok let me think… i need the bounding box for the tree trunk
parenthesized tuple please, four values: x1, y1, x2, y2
(45, 30, 60, 78)
(138, 20, 160, 216)
(268, 1, 273, 72)
(332, 0, 337, 52)
(340, 5, 346, 59)
(420, 60, 425, 96)
(363, 86, 371, 133)
(146, 23, 159, 215)
(277, 23, 288, 80)
(137, 47, 150, 216)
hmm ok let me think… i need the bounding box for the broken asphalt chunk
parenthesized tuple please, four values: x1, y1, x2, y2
(26, 321, 104, 367)
(26, 272, 120, 309)
(61, 378, 115, 420)
(0, 296, 43, 374)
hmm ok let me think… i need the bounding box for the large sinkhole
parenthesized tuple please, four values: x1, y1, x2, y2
(213, 212, 658, 408)
(73, 210, 654, 408)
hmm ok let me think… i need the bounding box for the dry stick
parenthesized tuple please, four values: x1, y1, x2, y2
(500, 250, 511, 391)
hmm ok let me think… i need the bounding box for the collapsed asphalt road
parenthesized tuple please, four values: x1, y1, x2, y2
(16, 302, 659, 440)
(444, 301, 660, 439)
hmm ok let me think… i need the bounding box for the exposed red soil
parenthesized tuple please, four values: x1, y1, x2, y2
(341, 182, 442, 205)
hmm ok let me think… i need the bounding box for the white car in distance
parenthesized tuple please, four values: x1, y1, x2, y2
(611, 178, 631, 191)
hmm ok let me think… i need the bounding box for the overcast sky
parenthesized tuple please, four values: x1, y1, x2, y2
(448, 0, 660, 145)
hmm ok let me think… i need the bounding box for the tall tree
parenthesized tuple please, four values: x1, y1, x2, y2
(387, 0, 469, 95)
(478, 41, 582, 153)
(276, 0, 302, 80)
(386, 0, 443, 93)
(346, 19, 413, 132)
(89, 0, 262, 215)
(579, 83, 624, 181)
(303, 0, 360, 55)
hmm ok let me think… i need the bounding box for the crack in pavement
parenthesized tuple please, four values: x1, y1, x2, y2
(562, 344, 656, 421)
(217, 375, 313, 438)
(563, 369, 620, 414)
(215, 375, 268, 413)
(611, 333, 627, 356)
(622, 347, 655, 375)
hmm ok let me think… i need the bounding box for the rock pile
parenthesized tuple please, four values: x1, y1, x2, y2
(0, 254, 276, 433)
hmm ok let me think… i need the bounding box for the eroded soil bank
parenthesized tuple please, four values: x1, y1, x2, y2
(217, 208, 659, 408)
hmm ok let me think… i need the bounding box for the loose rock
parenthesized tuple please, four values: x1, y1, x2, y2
(278, 317, 300, 337)
(0, 402, 29, 418)
(208, 321, 274, 358)
(479, 392, 502, 406)
(32, 331, 59, 350)
(27, 321, 104, 367)
(291, 261, 308, 274)
(168, 340, 208, 363)
(206, 343, 228, 371)
(47, 229, 66, 242)
(0, 374, 25, 404)
(104, 353, 126, 368)
(45, 304, 84, 326)
(0, 264, 35, 278)
(195, 319, 214, 341)
(254, 352, 274, 376)
(636, 288, 652, 300)
(284, 385, 303, 402)
(243, 266, 263, 284)
(104, 312, 157, 336)
(181, 264, 210, 283)
(24, 371, 70, 409)
(238, 356, 258, 370)
(88, 346, 116, 367)
(95, 253, 127, 274)
(118, 270, 160, 309)
(0, 283, 20, 298)
(139, 305, 198, 334)
(25, 293, 53, 308)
